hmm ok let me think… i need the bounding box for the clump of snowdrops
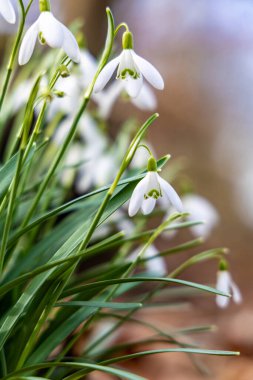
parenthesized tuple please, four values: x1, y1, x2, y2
(0, 1, 241, 379)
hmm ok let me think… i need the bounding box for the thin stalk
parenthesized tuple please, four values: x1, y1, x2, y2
(0, 0, 34, 110)
(21, 8, 115, 227)
(45, 113, 159, 377)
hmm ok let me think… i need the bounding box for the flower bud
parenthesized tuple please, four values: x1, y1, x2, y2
(58, 65, 70, 78)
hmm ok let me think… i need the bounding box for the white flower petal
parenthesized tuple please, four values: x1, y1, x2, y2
(132, 51, 164, 90)
(141, 197, 156, 215)
(0, 0, 16, 24)
(183, 195, 219, 238)
(231, 281, 242, 304)
(80, 50, 98, 86)
(128, 175, 149, 217)
(216, 271, 231, 309)
(216, 294, 230, 309)
(94, 55, 121, 92)
(18, 21, 39, 65)
(62, 24, 80, 63)
(144, 245, 167, 276)
(124, 74, 143, 98)
(39, 12, 64, 48)
(94, 81, 124, 119)
(131, 83, 157, 111)
(158, 175, 183, 213)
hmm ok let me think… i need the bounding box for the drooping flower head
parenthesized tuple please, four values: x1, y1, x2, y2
(128, 155, 183, 217)
(216, 260, 242, 309)
(18, 0, 80, 65)
(0, 0, 16, 24)
(94, 30, 164, 98)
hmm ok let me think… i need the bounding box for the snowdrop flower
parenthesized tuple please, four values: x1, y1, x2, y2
(182, 194, 219, 238)
(95, 81, 157, 119)
(18, 0, 80, 65)
(128, 156, 183, 217)
(79, 49, 98, 88)
(0, 0, 16, 24)
(216, 261, 242, 308)
(128, 245, 167, 276)
(47, 75, 82, 120)
(94, 30, 164, 98)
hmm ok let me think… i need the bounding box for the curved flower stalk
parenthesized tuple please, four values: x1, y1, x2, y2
(18, 10, 80, 65)
(216, 262, 242, 308)
(0, 0, 16, 24)
(129, 156, 183, 217)
(94, 30, 164, 98)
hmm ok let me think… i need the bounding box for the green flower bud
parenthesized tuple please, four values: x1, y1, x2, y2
(53, 90, 65, 98)
(58, 65, 70, 78)
(122, 31, 134, 50)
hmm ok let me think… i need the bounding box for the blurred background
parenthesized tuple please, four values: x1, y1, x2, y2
(3, 0, 253, 378)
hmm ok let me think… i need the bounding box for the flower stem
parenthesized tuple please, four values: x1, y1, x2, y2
(0, 0, 34, 111)
(21, 8, 115, 227)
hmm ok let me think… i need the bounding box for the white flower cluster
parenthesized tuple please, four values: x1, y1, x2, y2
(4, 1, 241, 311)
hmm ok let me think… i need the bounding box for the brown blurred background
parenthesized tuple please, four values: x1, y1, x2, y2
(64, 1, 253, 379)
(6, 0, 253, 378)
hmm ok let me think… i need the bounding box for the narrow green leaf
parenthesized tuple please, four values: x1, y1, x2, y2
(3, 361, 146, 380)
(55, 301, 143, 310)
(63, 276, 230, 298)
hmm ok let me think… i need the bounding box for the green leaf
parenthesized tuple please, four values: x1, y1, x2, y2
(101, 348, 240, 367)
(63, 276, 230, 298)
(55, 301, 143, 309)
(3, 362, 146, 380)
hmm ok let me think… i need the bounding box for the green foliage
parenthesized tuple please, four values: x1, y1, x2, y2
(0, 5, 238, 380)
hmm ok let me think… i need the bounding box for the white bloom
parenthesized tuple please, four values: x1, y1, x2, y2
(79, 49, 98, 88)
(60, 142, 83, 187)
(47, 75, 82, 120)
(94, 49, 164, 98)
(216, 270, 242, 308)
(128, 171, 183, 217)
(18, 11, 80, 65)
(131, 83, 157, 111)
(163, 194, 219, 239)
(129, 245, 167, 276)
(0, 0, 16, 24)
(182, 194, 219, 238)
(94, 81, 157, 119)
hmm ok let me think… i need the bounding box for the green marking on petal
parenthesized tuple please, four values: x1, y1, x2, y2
(145, 189, 161, 199)
(38, 32, 46, 45)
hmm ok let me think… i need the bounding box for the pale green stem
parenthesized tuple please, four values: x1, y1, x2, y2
(45, 114, 159, 377)
(21, 8, 115, 227)
(0, 0, 34, 111)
